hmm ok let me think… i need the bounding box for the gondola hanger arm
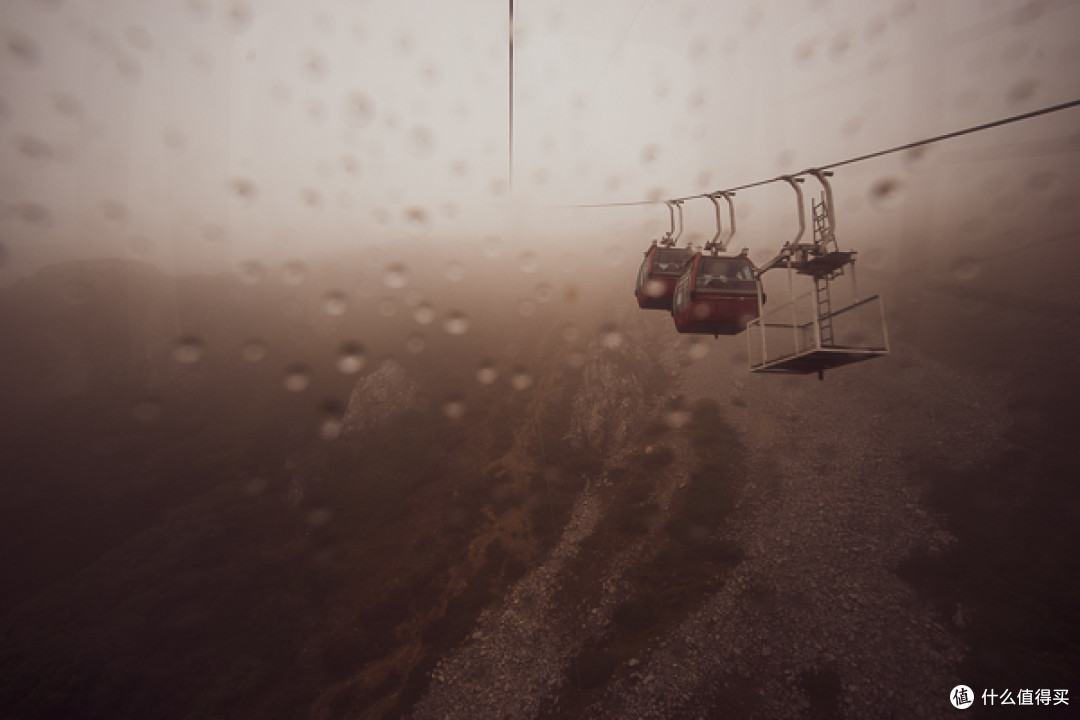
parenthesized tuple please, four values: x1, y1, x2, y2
(705, 194, 724, 254)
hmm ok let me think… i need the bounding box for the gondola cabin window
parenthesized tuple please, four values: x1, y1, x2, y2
(635, 246, 695, 310)
(697, 257, 757, 293)
(653, 248, 692, 276)
(671, 255, 761, 335)
(673, 269, 692, 313)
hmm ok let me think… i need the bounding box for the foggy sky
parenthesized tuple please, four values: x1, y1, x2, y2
(1, 0, 1079, 282)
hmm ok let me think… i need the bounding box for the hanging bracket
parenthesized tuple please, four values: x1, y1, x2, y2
(660, 200, 684, 247)
(704, 191, 736, 255)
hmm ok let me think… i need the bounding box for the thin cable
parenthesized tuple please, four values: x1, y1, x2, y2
(564, 97, 1080, 208)
(820, 99, 1080, 171)
(591, 0, 649, 92)
(509, 0, 514, 199)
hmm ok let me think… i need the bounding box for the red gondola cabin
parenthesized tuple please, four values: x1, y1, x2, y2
(634, 244, 695, 310)
(671, 254, 761, 335)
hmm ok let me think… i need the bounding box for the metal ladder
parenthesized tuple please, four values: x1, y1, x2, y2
(811, 196, 839, 348)
(814, 276, 835, 347)
(811, 196, 839, 256)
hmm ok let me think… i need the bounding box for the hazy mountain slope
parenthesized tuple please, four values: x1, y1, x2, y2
(1, 254, 1077, 720)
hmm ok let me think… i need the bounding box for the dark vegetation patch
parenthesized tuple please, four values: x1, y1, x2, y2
(554, 398, 748, 714)
(389, 352, 597, 718)
(0, 260, 604, 720)
(896, 388, 1080, 716)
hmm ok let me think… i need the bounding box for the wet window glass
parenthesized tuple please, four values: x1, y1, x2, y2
(1, 1, 1078, 718)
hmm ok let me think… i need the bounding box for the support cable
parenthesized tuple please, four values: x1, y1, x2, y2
(565, 98, 1080, 209)
(509, 0, 514, 198)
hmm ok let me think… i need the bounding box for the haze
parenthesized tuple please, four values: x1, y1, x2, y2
(2, 1, 1080, 719)
(1, 0, 1076, 279)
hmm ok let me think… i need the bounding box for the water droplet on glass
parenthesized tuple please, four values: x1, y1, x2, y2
(340, 153, 360, 175)
(482, 235, 502, 258)
(173, 335, 206, 364)
(384, 262, 408, 288)
(322, 290, 348, 316)
(518, 251, 538, 273)
(413, 302, 436, 325)
(688, 340, 709, 361)
(902, 145, 931, 165)
(300, 49, 327, 82)
(640, 144, 660, 167)
(403, 206, 430, 235)
(442, 397, 466, 420)
(409, 125, 435, 157)
(342, 91, 375, 127)
(318, 399, 344, 439)
(16, 135, 51, 160)
(517, 299, 536, 317)
(868, 177, 906, 211)
(238, 260, 265, 284)
(378, 298, 399, 317)
(224, 1, 254, 33)
(561, 325, 579, 343)
(336, 342, 365, 374)
(242, 339, 267, 363)
(282, 260, 308, 286)
(599, 325, 623, 350)
(534, 283, 553, 303)
(443, 311, 470, 336)
(664, 409, 691, 429)
(132, 399, 162, 423)
(284, 365, 312, 392)
(643, 278, 667, 299)
(230, 176, 258, 201)
(511, 370, 534, 391)
(950, 256, 981, 282)
(125, 25, 153, 51)
(477, 361, 498, 385)
(406, 334, 426, 354)
(829, 31, 851, 59)
(450, 158, 469, 176)
(5, 31, 41, 67)
(1007, 78, 1038, 104)
(559, 253, 578, 272)
(445, 260, 465, 282)
(301, 188, 322, 208)
(53, 93, 83, 118)
(15, 202, 51, 226)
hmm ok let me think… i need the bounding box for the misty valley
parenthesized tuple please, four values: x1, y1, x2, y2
(0, 244, 1076, 719)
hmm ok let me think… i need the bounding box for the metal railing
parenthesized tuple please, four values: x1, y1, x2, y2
(748, 292, 888, 370)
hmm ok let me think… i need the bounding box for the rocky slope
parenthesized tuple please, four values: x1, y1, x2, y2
(401, 316, 1011, 719)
